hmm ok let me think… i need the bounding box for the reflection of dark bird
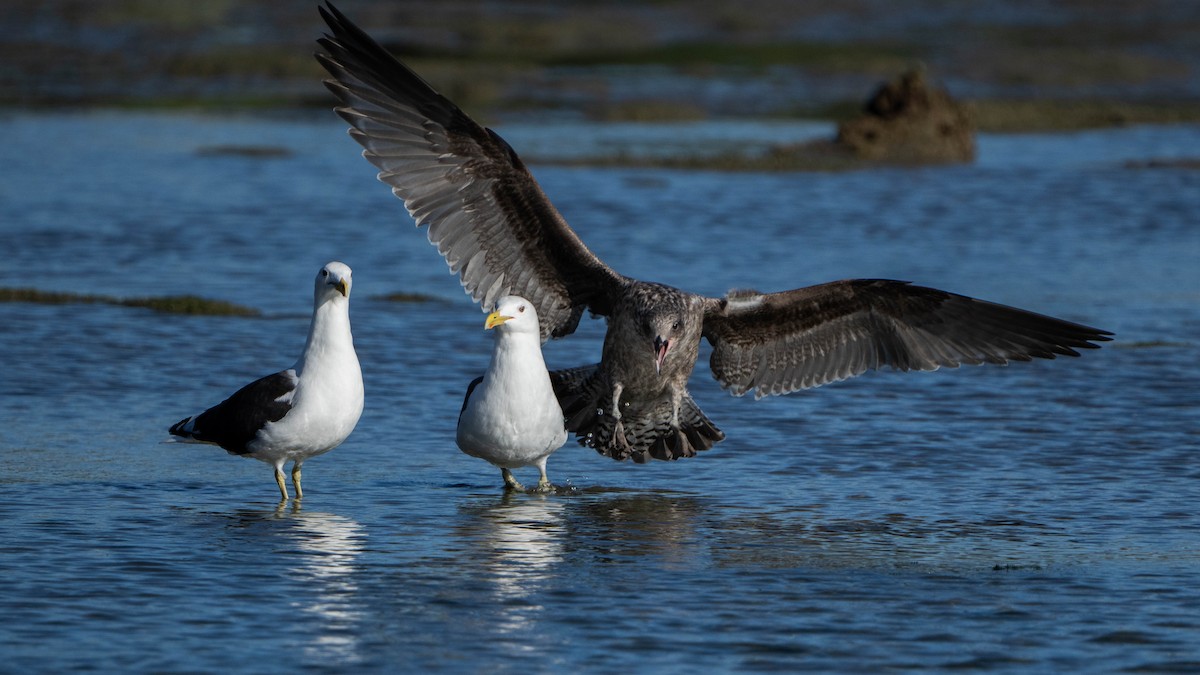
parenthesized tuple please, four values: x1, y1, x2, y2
(169, 262, 364, 500)
(315, 4, 1111, 464)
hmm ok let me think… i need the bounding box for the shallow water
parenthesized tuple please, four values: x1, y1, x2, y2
(1, 111, 1198, 672)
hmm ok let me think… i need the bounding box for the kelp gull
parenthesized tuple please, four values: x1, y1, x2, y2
(169, 261, 364, 500)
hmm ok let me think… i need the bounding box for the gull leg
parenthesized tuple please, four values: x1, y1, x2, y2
(607, 381, 633, 454)
(533, 457, 554, 493)
(292, 462, 304, 500)
(668, 385, 682, 428)
(609, 382, 624, 422)
(669, 386, 685, 449)
(501, 468, 525, 492)
(274, 464, 289, 501)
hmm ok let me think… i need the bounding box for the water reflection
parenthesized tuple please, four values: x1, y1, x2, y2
(459, 494, 566, 645)
(5, 110, 1199, 672)
(228, 504, 367, 665)
(567, 489, 707, 569)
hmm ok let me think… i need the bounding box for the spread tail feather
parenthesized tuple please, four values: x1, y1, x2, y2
(550, 365, 725, 463)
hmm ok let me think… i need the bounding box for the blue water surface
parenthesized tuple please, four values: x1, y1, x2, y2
(1, 111, 1198, 673)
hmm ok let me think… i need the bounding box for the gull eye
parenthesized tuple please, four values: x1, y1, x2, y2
(321, 269, 329, 277)
(518, 305, 526, 313)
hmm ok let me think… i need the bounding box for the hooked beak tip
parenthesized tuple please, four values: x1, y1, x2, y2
(653, 336, 669, 374)
(485, 311, 511, 330)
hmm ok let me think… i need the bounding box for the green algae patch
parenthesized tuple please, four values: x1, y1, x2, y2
(120, 295, 261, 316)
(196, 144, 293, 158)
(0, 288, 260, 316)
(0, 288, 92, 305)
(375, 292, 442, 304)
(550, 40, 917, 74)
(971, 99, 1200, 133)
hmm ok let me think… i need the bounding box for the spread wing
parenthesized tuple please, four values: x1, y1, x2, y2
(316, 3, 624, 340)
(702, 279, 1112, 399)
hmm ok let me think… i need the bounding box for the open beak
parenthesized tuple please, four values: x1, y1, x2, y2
(332, 279, 349, 297)
(485, 311, 512, 330)
(653, 336, 670, 374)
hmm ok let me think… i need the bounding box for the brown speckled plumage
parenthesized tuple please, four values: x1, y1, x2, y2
(317, 3, 1112, 463)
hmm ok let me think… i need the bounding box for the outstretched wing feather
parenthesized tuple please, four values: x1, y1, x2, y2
(702, 279, 1112, 399)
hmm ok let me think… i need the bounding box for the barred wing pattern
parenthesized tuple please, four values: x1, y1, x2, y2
(703, 279, 1112, 399)
(317, 4, 623, 340)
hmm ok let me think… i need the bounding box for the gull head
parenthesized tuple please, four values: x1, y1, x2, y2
(316, 261, 353, 302)
(485, 295, 540, 336)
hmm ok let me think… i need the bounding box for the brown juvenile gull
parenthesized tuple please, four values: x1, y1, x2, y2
(169, 262, 364, 500)
(457, 295, 567, 492)
(315, 4, 1111, 464)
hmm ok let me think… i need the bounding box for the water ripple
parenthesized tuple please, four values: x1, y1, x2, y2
(1, 112, 1198, 672)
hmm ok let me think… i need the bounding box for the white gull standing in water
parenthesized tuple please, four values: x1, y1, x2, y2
(457, 295, 567, 492)
(169, 261, 364, 500)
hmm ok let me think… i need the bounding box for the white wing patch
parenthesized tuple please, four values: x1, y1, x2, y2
(274, 370, 299, 405)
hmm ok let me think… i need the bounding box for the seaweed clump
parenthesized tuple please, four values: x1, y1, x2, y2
(0, 288, 260, 316)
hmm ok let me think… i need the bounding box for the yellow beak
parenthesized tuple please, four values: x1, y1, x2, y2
(334, 279, 349, 297)
(485, 311, 511, 329)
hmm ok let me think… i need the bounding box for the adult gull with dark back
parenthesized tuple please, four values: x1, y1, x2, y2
(169, 261, 364, 500)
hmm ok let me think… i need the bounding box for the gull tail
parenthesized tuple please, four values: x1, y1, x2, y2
(166, 415, 206, 445)
(169, 415, 197, 438)
(550, 365, 725, 463)
(168, 415, 208, 444)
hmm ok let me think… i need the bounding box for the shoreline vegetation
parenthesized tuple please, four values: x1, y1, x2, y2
(0, 288, 441, 314)
(5, 2, 1200, 127)
(21, 85, 1200, 173)
(0, 288, 262, 316)
(13, 93, 1200, 133)
(5, 1, 1200, 172)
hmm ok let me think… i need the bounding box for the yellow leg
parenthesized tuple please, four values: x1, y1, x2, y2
(501, 468, 525, 492)
(274, 466, 289, 501)
(292, 462, 304, 500)
(534, 459, 554, 493)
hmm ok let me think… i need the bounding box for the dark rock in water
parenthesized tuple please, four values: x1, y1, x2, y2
(835, 69, 975, 163)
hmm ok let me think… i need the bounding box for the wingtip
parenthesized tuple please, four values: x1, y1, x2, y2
(168, 416, 195, 437)
(317, 1, 343, 25)
(1074, 327, 1115, 351)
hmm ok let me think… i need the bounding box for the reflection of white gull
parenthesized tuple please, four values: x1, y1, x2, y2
(277, 508, 367, 664)
(475, 498, 565, 640)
